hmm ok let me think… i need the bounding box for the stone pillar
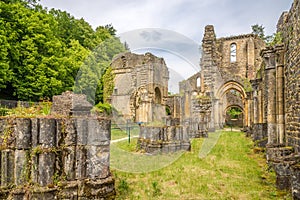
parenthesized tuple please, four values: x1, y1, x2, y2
(244, 98, 248, 128)
(251, 80, 260, 124)
(275, 45, 285, 144)
(211, 98, 219, 131)
(261, 48, 277, 144)
(246, 92, 252, 127)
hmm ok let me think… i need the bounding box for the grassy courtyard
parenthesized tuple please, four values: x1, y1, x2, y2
(111, 130, 292, 199)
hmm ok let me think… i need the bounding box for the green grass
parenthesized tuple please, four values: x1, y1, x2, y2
(111, 125, 139, 140)
(112, 131, 292, 200)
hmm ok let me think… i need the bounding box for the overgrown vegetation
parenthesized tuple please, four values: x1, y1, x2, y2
(92, 102, 113, 115)
(0, 0, 125, 103)
(227, 107, 242, 119)
(251, 24, 283, 46)
(113, 131, 292, 199)
(0, 101, 52, 117)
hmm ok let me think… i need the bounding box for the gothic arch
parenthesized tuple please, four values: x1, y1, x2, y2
(216, 81, 247, 100)
(213, 81, 248, 129)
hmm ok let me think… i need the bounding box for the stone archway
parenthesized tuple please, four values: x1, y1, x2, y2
(211, 81, 248, 130)
(225, 105, 244, 127)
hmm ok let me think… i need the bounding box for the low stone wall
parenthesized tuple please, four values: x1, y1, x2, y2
(0, 116, 115, 199)
(251, 123, 268, 147)
(138, 126, 190, 154)
(184, 118, 208, 138)
(266, 144, 300, 196)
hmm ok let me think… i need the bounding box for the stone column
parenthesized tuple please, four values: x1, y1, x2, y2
(243, 97, 248, 128)
(251, 80, 260, 124)
(261, 47, 277, 144)
(213, 98, 220, 130)
(246, 92, 252, 127)
(275, 45, 285, 144)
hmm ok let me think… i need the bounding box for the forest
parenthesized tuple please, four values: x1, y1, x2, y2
(0, 0, 126, 103)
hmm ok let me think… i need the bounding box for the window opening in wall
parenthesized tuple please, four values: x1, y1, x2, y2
(230, 43, 237, 62)
(196, 77, 201, 88)
(155, 87, 162, 104)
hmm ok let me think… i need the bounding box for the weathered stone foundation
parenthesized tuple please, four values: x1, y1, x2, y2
(0, 92, 115, 199)
(138, 126, 190, 154)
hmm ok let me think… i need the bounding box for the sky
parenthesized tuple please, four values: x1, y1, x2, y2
(39, 0, 293, 93)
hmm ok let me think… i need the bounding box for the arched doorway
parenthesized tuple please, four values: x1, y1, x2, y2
(213, 81, 247, 129)
(225, 106, 244, 128)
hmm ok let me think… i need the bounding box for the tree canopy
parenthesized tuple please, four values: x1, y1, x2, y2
(0, 0, 125, 103)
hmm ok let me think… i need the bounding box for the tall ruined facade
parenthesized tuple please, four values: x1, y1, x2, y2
(247, 0, 300, 197)
(181, 25, 265, 132)
(110, 52, 169, 123)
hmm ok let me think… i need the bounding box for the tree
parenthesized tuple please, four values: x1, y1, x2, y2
(251, 24, 272, 43)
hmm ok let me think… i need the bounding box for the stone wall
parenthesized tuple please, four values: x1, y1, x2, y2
(277, 0, 300, 153)
(138, 125, 190, 154)
(0, 92, 115, 199)
(111, 52, 169, 123)
(247, 0, 300, 198)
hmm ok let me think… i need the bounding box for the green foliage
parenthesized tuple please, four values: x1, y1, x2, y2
(93, 102, 112, 115)
(118, 179, 130, 196)
(165, 106, 171, 116)
(0, 107, 10, 116)
(152, 181, 161, 197)
(102, 66, 115, 103)
(0, 1, 125, 102)
(268, 32, 283, 46)
(251, 24, 273, 43)
(243, 78, 253, 92)
(227, 107, 242, 119)
(4, 101, 52, 117)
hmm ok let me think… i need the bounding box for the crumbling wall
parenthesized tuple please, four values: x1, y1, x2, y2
(111, 52, 169, 123)
(138, 125, 190, 154)
(248, 0, 300, 198)
(0, 92, 115, 199)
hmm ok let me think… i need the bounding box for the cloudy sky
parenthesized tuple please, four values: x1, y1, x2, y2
(39, 0, 293, 93)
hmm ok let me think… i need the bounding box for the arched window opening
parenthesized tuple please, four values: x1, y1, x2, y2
(196, 77, 201, 88)
(155, 87, 162, 104)
(230, 43, 237, 63)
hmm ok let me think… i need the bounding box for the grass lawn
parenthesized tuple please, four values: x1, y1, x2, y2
(111, 130, 292, 200)
(111, 125, 139, 140)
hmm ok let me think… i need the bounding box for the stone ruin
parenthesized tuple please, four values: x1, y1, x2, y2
(246, 0, 300, 198)
(0, 91, 115, 199)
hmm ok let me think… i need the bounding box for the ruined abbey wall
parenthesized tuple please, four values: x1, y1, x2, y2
(277, 0, 300, 152)
(216, 35, 265, 80)
(111, 52, 169, 123)
(0, 92, 115, 199)
(247, 0, 300, 198)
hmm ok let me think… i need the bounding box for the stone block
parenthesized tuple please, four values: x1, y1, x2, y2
(86, 145, 110, 179)
(58, 181, 79, 199)
(87, 119, 110, 146)
(14, 150, 28, 186)
(31, 189, 57, 200)
(1, 149, 15, 187)
(64, 119, 76, 146)
(38, 152, 55, 186)
(75, 118, 88, 145)
(82, 177, 115, 199)
(0, 119, 15, 149)
(31, 154, 38, 184)
(75, 146, 87, 180)
(31, 118, 39, 147)
(39, 118, 56, 148)
(63, 146, 76, 180)
(15, 118, 31, 149)
(292, 165, 300, 200)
